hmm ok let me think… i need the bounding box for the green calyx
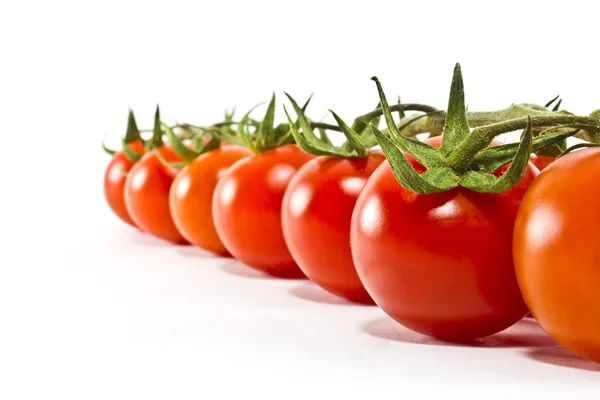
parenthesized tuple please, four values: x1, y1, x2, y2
(233, 93, 298, 154)
(284, 92, 440, 159)
(121, 105, 165, 163)
(372, 63, 600, 195)
(153, 118, 222, 170)
(104, 105, 244, 169)
(124, 108, 141, 144)
(102, 108, 142, 158)
(102, 106, 164, 163)
(283, 93, 370, 158)
(530, 95, 566, 158)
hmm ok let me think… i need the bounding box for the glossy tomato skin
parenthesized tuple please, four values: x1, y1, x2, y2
(351, 136, 537, 341)
(282, 151, 385, 303)
(529, 154, 556, 171)
(170, 145, 253, 255)
(103, 140, 145, 228)
(514, 148, 600, 363)
(124, 146, 188, 244)
(213, 144, 315, 278)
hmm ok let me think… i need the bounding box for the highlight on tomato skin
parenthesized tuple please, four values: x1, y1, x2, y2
(281, 151, 385, 304)
(103, 140, 145, 228)
(514, 147, 600, 364)
(212, 144, 315, 278)
(169, 145, 253, 256)
(124, 146, 189, 245)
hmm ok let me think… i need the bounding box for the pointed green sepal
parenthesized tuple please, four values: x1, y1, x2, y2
(237, 103, 263, 153)
(330, 110, 366, 157)
(272, 94, 314, 147)
(273, 123, 292, 146)
(225, 107, 235, 122)
(471, 128, 580, 172)
(102, 135, 116, 156)
(256, 93, 276, 152)
(371, 76, 445, 168)
(460, 117, 534, 193)
(124, 108, 141, 144)
(552, 99, 563, 112)
(284, 94, 349, 157)
(440, 63, 470, 157)
(544, 95, 560, 108)
(162, 123, 199, 163)
(121, 139, 144, 163)
(301, 94, 313, 113)
(317, 127, 333, 145)
(283, 104, 347, 157)
(284, 93, 320, 143)
(149, 105, 164, 149)
(372, 124, 457, 194)
(420, 167, 460, 190)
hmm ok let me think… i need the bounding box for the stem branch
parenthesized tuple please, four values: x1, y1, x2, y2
(399, 104, 553, 137)
(448, 115, 600, 171)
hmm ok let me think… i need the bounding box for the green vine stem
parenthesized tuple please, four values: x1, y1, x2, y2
(284, 91, 443, 159)
(398, 105, 600, 143)
(447, 115, 600, 172)
(352, 103, 439, 131)
(559, 142, 600, 158)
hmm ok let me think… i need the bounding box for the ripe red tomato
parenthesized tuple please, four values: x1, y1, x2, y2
(529, 154, 555, 171)
(124, 146, 188, 244)
(103, 140, 145, 227)
(351, 136, 538, 341)
(170, 145, 253, 255)
(514, 147, 600, 363)
(282, 151, 385, 303)
(212, 144, 315, 278)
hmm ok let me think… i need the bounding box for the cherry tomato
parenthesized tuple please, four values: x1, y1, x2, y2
(124, 146, 187, 244)
(170, 145, 253, 255)
(282, 151, 385, 303)
(514, 147, 600, 363)
(103, 140, 145, 228)
(212, 144, 315, 278)
(529, 154, 555, 171)
(351, 136, 538, 341)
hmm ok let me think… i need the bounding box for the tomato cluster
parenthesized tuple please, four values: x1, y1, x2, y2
(102, 65, 600, 365)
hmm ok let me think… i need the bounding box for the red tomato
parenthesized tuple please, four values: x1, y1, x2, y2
(282, 151, 385, 303)
(529, 154, 555, 171)
(212, 144, 315, 278)
(514, 147, 600, 363)
(124, 146, 188, 244)
(103, 140, 145, 227)
(351, 136, 538, 341)
(170, 145, 253, 255)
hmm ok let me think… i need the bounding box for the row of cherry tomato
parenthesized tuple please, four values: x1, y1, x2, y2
(103, 88, 600, 366)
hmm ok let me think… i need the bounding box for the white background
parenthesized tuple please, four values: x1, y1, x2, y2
(1, 1, 599, 399)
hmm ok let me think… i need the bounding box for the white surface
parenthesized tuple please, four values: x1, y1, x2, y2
(3, 211, 600, 399)
(2, 0, 600, 398)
